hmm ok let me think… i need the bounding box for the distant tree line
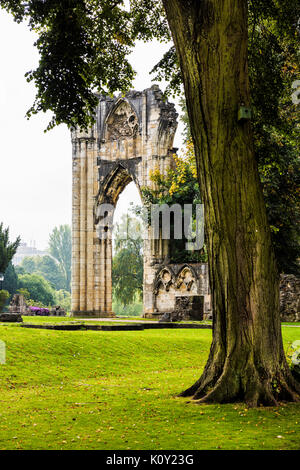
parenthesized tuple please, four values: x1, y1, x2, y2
(1, 225, 71, 312)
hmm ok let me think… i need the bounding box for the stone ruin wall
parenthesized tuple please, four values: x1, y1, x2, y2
(71, 85, 211, 318)
(280, 274, 300, 322)
(146, 263, 211, 320)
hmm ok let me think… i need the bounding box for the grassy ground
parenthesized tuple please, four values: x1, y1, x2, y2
(0, 325, 299, 450)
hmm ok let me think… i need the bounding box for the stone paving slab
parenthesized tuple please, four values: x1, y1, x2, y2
(0, 313, 23, 322)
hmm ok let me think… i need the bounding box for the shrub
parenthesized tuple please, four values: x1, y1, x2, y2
(29, 306, 50, 316)
(18, 273, 56, 306)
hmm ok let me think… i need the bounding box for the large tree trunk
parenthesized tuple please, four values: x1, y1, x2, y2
(162, 0, 300, 406)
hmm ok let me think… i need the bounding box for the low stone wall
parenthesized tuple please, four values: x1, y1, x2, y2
(0, 313, 23, 323)
(146, 263, 211, 320)
(280, 274, 300, 322)
(174, 295, 204, 321)
(158, 295, 204, 322)
(9, 294, 66, 317)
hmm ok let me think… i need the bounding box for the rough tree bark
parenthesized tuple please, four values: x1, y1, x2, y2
(162, 0, 300, 406)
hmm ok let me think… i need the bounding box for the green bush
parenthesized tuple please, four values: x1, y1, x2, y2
(18, 274, 56, 306)
(0, 290, 10, 313)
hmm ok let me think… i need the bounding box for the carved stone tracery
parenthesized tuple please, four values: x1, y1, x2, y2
(106, 101, 139, 141)
(176, 267, 195, 292)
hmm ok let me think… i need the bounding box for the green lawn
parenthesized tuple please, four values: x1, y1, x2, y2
(0, 325, 299, 450)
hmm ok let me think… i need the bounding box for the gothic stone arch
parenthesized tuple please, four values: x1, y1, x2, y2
(71, 86, 178, 317)
(71, 85, 211, 318)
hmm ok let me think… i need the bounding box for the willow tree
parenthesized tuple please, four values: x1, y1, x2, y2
(2, 0, 299, 406)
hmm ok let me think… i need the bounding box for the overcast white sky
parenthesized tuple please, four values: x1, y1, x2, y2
(0, 10, 183, 250)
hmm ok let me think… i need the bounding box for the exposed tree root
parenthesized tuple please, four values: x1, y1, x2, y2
(180, 359, 300, 407)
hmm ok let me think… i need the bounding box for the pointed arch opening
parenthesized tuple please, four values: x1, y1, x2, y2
(112, 181, 144, 316)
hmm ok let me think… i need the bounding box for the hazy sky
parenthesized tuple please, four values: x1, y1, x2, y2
(0, 10, 183, 250)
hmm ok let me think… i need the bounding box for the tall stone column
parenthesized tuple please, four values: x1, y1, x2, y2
(79, 139, 87, 312)
(99, 238, 106, 313)
(105, 237, 113, 315)
(93, 237, 101, 313)
(71, 139, 81, 313)
(86, 139, 95, 311)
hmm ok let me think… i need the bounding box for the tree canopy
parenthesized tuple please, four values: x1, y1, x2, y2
(0, 0, 169, 130)
(20, 255, 66, 290)
(18, 272, 56, 305)
(0, 1, 298, 130)
(2, 262, 18, 296)
(0, 222, 20, 274)
(1, 0, 298, 270)
(48, 225, 71, 291)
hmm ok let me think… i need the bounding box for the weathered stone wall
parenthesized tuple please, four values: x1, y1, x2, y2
(280, 274, 300, 322)
(9, 294, 30, 315)
(144, 262, 211, 319)
(71, 86, 181, 317)
(71, 86, 212, 319)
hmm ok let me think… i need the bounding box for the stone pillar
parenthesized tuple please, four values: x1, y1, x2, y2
(79, 139, 87, 312)
(86, 140, 95, 311)
(93, 237, 101, 313)
(99, 239, 106, 313)
(71, 139, 81, 312)
(105, 237, 113, 315)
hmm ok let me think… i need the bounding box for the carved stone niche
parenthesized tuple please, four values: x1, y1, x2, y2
(106, 100, 139, 141)
(176, 266, 197, 294)
(154, 268, 176, 313)
(153, 265, 204, 320)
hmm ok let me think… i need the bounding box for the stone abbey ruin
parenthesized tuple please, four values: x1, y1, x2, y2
(71, 86, 211, 319)
(70, 85, 300, 321)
